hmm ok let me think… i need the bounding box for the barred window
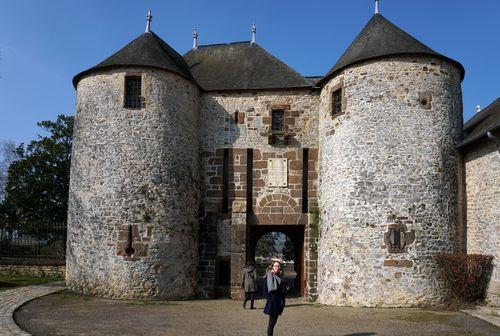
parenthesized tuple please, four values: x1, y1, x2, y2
(271, 110, 284, 132)
(125, 76, 142, 109)
(332, 88, 342, 115)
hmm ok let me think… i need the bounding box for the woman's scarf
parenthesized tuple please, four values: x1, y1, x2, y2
(266, 270, 282, 292)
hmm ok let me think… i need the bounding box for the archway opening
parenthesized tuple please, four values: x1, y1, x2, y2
(254, 231, 299, 297)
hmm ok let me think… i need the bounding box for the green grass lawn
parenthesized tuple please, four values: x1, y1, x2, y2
(0, 274, 63, 291)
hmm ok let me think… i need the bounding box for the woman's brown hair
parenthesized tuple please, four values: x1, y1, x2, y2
(266, 260, 283, 274)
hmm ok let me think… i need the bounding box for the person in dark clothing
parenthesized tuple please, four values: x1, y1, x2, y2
(242, 262, 258, 309)
(263, 260, 286, 336)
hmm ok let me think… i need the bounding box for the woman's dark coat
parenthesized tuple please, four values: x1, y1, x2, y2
(263, 271, 285, 317)
(242, 266, 258, 292)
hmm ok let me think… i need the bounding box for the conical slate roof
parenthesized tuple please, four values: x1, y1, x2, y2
(73, 31, 194, 88)
(319, 14, 464, 85)
(183, 42, 312, 91)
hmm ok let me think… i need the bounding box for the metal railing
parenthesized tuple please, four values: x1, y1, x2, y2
(0, 219, 66, 265)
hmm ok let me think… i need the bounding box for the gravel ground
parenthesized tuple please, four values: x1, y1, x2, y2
(14, 290, 500, 336)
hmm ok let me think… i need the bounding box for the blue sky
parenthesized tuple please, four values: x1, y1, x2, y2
(0, 0, 498, 145)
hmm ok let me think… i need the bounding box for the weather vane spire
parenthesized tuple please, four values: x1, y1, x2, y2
(375, 0, 380, 14)
(251, 23, 256, 44)
(145, 10, 152, 33)
(193, 28, 198, 49)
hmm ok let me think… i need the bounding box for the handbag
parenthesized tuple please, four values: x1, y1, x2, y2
(278, 280, 290, 295)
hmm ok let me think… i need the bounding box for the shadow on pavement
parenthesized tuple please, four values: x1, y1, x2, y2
(284, 303, 313, 308)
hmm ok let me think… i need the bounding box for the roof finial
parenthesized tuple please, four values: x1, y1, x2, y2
(476, 105, 481, 113)
(251, 23, 256, 44)
(145, 10, 152, 33)
(375, 0, 380, 14)
(193, 28, 198, 50)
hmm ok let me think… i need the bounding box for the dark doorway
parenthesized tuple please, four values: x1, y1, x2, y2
(216, 257, 231, 297)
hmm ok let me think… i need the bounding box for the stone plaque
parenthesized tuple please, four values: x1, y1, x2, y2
(268, 158, 288, 187)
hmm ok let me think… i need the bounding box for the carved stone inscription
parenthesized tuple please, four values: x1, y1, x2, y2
(268, 158, 288, 187)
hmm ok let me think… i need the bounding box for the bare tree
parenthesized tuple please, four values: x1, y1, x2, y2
(0, 140, 18, 201)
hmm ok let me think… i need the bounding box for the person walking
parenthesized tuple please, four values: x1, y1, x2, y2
(242, 261, 258, 309)
(263, 260, 287, 336)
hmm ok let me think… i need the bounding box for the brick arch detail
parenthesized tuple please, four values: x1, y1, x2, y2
(256, 193, 300, 214)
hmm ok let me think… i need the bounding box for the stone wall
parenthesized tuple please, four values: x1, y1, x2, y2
(67, 68, 200, 299)
(464, 137, 500, 306)
(200, 90, 319, 213)
(198, 90, 320, 299)
(0, 265, 65, 278)
(317, 56, 463, 306)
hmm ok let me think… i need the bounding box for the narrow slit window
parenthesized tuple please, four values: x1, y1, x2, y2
(246, 148, 253, 213)
(125, 76, 142, 109)
(389, 228, 404, 252)
(391, 229, 401, 248)
(271, 110, 284, 132)
(302, 148, 309, 213)
(332, 88, 342, 115)
(222, 148, 229, 214)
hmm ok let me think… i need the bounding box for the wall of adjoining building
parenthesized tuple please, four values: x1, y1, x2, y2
(464, 137, 500, 306)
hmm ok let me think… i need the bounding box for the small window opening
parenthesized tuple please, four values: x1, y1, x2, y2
(391, 228, 401, 248)
(419, 92, 432, 110)
(271, 110, 284, 132)
(332, 88, 342, 115)
(125, 76, 142, 109)
(388, 228, 404, 252)
(125, 225, 135, 257)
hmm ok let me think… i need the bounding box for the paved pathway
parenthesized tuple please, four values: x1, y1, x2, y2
(14, 292, 500, 336)
(462, 306, 500, 327)
(2, 283, 499, 335)
(0, 282, 65, 336)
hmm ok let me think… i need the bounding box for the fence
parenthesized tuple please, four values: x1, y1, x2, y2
(0, 220, 66, 265)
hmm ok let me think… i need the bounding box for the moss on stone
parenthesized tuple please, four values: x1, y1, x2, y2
(390, 311, 452, 323)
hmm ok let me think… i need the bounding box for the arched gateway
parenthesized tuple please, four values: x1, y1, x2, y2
(199, 147, 320, 301)
(251, 227, 305, 296)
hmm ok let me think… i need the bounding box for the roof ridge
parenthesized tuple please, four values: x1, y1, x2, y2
(195, 41, 253, 48)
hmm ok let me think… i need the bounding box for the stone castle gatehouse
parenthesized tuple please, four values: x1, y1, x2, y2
(66, 7, 499, 307)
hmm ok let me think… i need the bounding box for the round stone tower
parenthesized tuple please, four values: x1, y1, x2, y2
(317, 14, 464, 306)
(67, 27, 200, 299)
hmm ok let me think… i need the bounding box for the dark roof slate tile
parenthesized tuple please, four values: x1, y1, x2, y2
(73, 32, 194, 88)
(460, 98, 500, 147)
(319, 14, 464, 85)
(183, 42, 312, 91)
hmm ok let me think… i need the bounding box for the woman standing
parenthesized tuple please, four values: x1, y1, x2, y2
(263, 260, 286, 336)
(242, 262, 258, 309)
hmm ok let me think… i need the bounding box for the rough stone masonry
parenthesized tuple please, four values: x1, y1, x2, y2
(66, 10, 497, 307)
